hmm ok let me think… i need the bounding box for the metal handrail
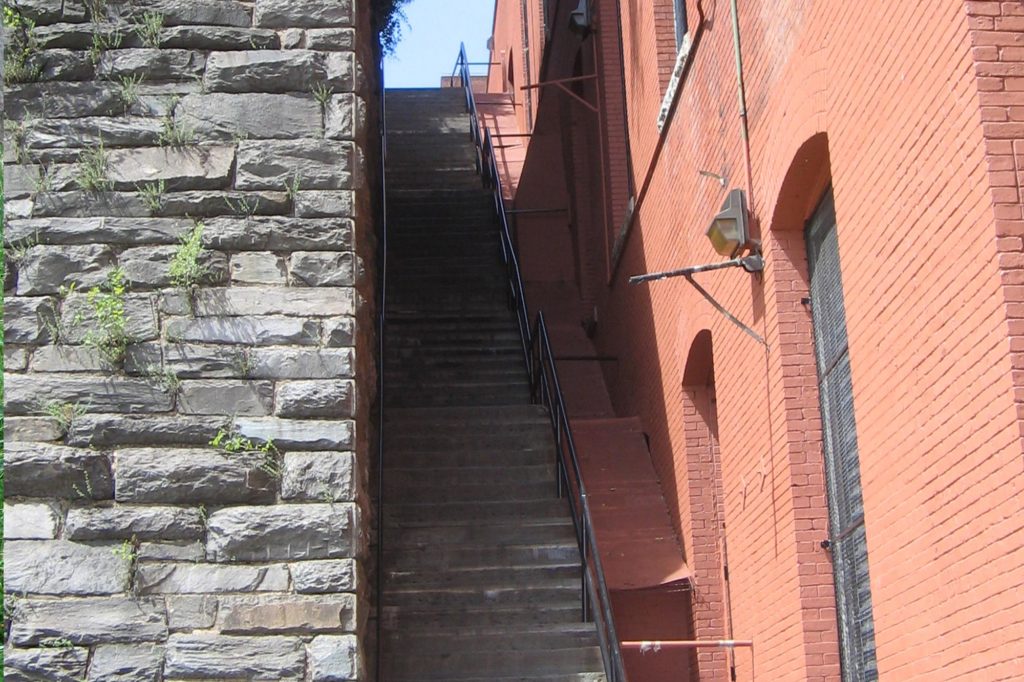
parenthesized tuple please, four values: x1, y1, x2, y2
(454, 43, 484, 175)
(375, 59, 389, 682)
(460, 47, 628, 682)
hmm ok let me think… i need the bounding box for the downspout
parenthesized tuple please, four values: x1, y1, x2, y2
(730, 0, 755, 214)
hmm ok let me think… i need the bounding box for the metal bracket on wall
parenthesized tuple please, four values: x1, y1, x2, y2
(629, 256, 767, 346)
(521, 74, 599, 112)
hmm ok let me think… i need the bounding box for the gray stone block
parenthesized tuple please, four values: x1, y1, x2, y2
(236, 139, 355, 191)
(290, 251, 355, 287)
(139, 542, 205, 562)
(281, 28, 305, 49)
(160, 25, 280, 50)
(5, 345, 29, 370)
(6, 81, 121, 119)
(30, 191, 148, 218)
(277, 381, 354, 419)
(5, 540, 130, 595)
(4, 296, 57, 345)
(38, 48, 96, 81)
(15, 244, 114, 295)
(167, 595, 218, 631)
(165, 634, 305, 680)
(3, 416, 64, 442)
(115, 448, 277, 504)
(176, 93, 321, 141)
(310, 635, 362, 681)
(10, 598, 168, 646)
(305, 28, 356, 51)
(120, 245, 227, 289)
(179, 379, 275, 416)
(235, 417, 354, 450)
(15, 0, 64, 24)
(231, 252, 287, 285)
(126, 342, 241, 379)
(4, 374, 174, 415)
(106, 146, 235, 192)
(207, 504, 358, 561)
(161, 190, 291, 218)
(165, 316, 320, 346)
(218, 594, 358, 634)
(97, 48, 205, 80)
(6, 217, 192, 245)
(177, 286, 356, 317)
(294, 190, 355, 218)
(127, 0, 251, 27)
(24, 116, 164, 148)
(30, 345, 110, 372)
(65, 506, 204, 541)
(65, 413, 228, 448)
(255, 0, 353, 28)
(202, 216, 354, 251)
(5, 442, 114, 499)
(325, 93, 366, 140)
(4, 503, 61, 540)
(60, 292, 160, 344)
(138, 562, 290, 594)
(87, 643, 164, 682)
(249, 348, 355, 379)
(281, 451, 354, 501)
(4, 164, 40, 200)
(291, 559, 358, 594)
(4, 646, 89, 682)
(323, 317, 355, 347)
(204, 50, 326, 93)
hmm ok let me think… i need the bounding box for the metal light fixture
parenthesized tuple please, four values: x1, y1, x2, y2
(706, 188, 750, 257)
(569, 0, 591, 35)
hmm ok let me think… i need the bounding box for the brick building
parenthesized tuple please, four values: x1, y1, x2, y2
(482, 0, 1024, 679)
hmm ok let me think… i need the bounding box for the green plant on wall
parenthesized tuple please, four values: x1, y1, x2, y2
(88, 26, 124, 64)
(136, 180, 166, 215)
(115, 73, 145, 113)
(158, 114, 195, 147)
(371, 0, 413, 54)
(42, 400, 88, 437)
(134, 11, 164, 48)
(210, 429, 282, 479)
(75, 142, 113, 192)
(3, 5, 43, 84)
(169, 221, 208, 291)
(83, 267, 131, 365)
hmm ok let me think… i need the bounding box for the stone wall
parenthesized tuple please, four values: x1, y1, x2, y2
(2, 0, 377, 679)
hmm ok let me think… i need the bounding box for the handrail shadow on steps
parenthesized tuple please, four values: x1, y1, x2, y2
(454, 43, 629, 682)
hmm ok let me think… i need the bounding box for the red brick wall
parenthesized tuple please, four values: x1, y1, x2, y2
(491, 0, 1024, 680)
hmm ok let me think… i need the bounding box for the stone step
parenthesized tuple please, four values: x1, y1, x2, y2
(382, 622, 599, 654)
(381, 602, 584, 628)
(383, 480, 554, 503)
(386, 464, 555, 487)
(384, 543, 579, 570)
(384, 499, 569, 524)
(380, 447, 555, 469)
(383, 565, 581, 592)
(385, 519, 575, 547)
(382, 646, 604, 680)
(384, 404, 549, 422)
(383, 582, 583, 611)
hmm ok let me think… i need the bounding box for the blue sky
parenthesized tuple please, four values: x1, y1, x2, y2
(384, 0, 497, 88)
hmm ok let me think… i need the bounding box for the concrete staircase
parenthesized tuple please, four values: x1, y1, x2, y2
(380, 88, 607, 682)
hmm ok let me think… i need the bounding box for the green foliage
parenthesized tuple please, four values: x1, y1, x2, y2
(84, 267, 130, 365)
(144, 364, 181, 395)
(158, 114, 195, 147)
(136, 179, 166, 214)
(210, 429, 282, 479)
(115, 73, 145, 112)
(312, 82, 334, 108)
(75, 142, 112, 192)
(224, 194, 260, 217)
(38, 637, 74, 649)
(84, 0, 108, 21)
(42, 401, 88, 436)
(111, 536, 140, 592)
(284, 174, 301, 201)
(372, 0, 413, 55)
(4, 116, 34, 165)
(134, 11, 164, 48)
(3, 6, 43, 84)
(89, 27, 124, 64)
(169, 221, 207, 291)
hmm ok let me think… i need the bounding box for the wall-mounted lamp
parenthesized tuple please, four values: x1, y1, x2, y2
(706, 188, 755, 257)
(569, 0, 591, 36)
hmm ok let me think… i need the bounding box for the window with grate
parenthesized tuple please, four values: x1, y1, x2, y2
(674, 0, 688, 49)
(805, 189, 879, 682)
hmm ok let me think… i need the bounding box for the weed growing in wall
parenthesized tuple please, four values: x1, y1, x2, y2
(84, 267, 131, 365)
(210, 429, 282, 479)
(158, 114, 195, 147)
(3, 6, 42, 84)
(89, 27, 124, 64)
(42, 401, 88, 437)
(75, 142, 112, 192)
(115, 73, 145, 112)
(136, 180, 166, 215)
(134, 11, 164, 48)
(169, 221, 208, 291)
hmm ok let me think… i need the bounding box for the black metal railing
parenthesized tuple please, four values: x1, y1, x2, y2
(456, 44, 628, 682)
(374, 60, 389, 682)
